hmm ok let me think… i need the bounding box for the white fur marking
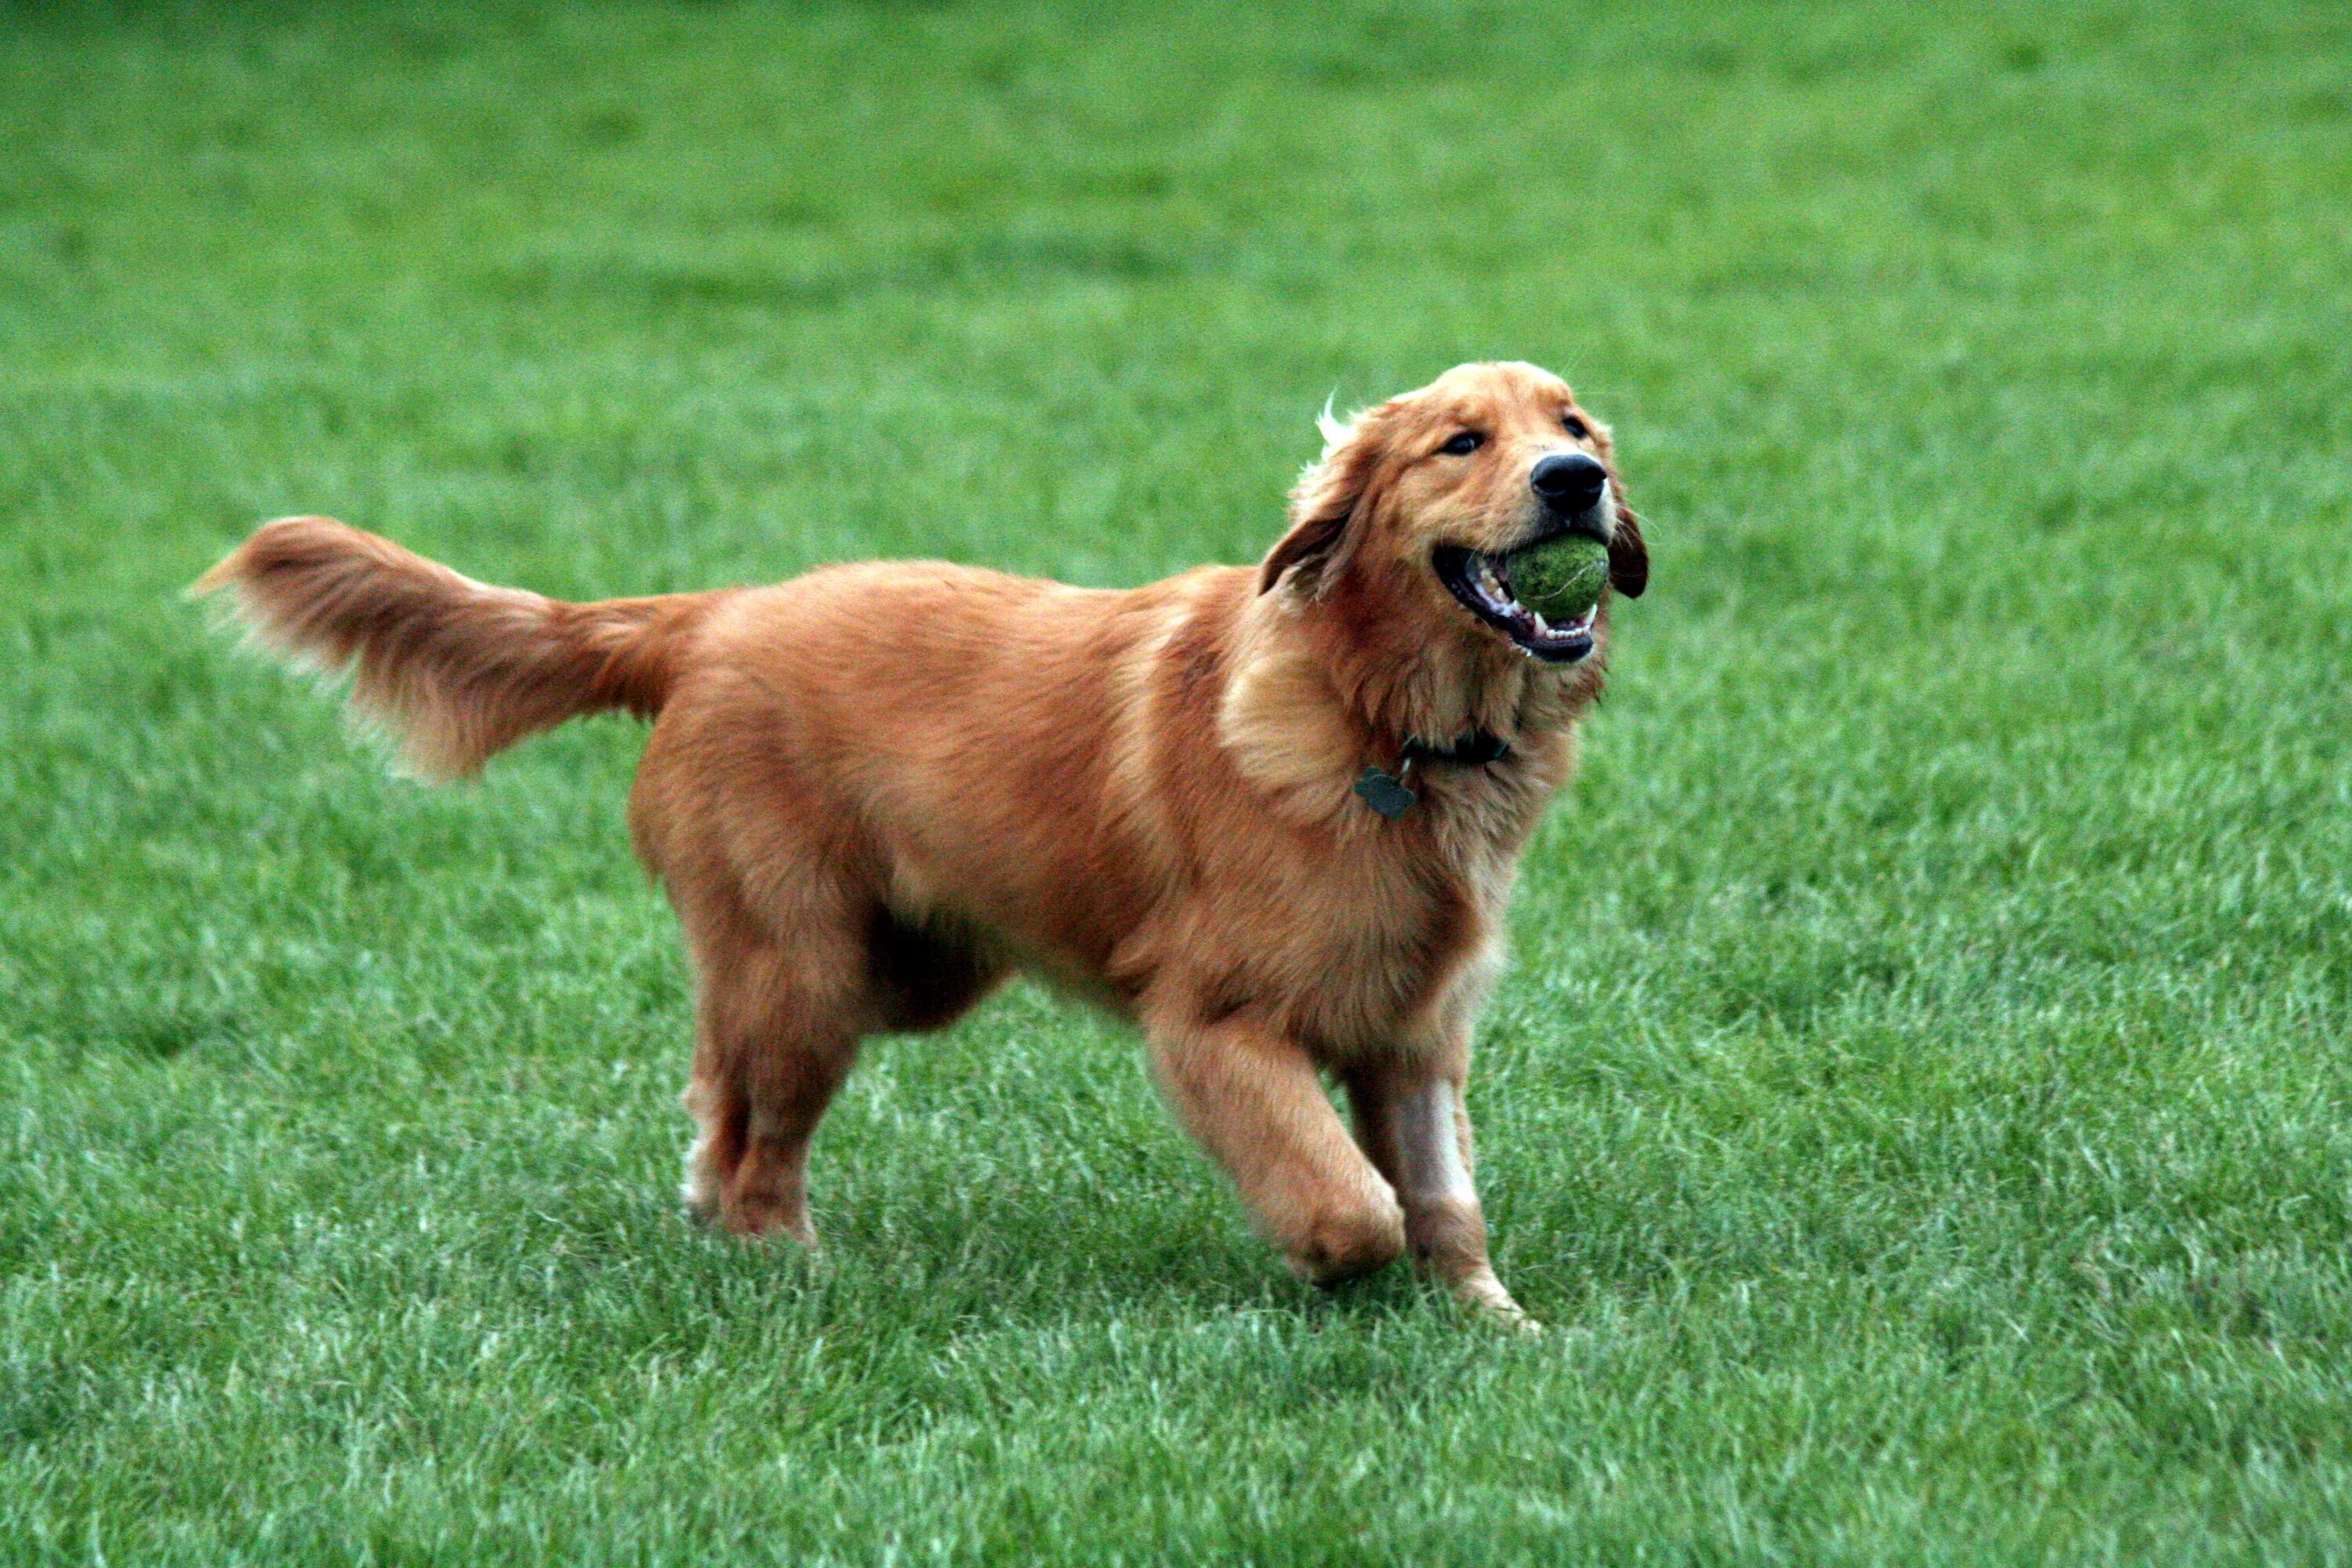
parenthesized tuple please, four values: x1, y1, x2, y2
(1315, 393, 1352, 454)
(1399, 1079, 1473, 1203)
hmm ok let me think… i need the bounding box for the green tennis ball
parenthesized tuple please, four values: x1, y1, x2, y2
(1506, 533, 1610, 617)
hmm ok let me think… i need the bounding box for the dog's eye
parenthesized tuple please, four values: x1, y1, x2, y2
(1439, 432, 1483, 456)
(1560, 414, 1590, 440)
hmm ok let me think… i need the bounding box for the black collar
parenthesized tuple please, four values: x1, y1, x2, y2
(1353, 728, 1513, 820)
(1404, 728, 1512, 768)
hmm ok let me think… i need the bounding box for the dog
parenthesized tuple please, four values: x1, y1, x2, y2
(197, 360, 1646, 1324)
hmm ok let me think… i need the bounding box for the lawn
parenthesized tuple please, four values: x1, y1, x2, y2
(4, 0, 2351, 1561)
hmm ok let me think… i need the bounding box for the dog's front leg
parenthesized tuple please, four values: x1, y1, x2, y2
(1146, 1011, 1406, 1288)
(1345, 1060, 1532, 1328)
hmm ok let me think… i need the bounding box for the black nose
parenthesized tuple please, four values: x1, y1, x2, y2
(1530, 452, 1607, 514)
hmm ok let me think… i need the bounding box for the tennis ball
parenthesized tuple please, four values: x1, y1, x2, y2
(1506, 533, 1610, 618)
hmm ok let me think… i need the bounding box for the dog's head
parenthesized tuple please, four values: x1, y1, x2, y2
(1258, 361, 1645, 666)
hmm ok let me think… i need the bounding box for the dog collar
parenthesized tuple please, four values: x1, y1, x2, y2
(1353, 729, 1512, 819)
(1409, 730, 1512, 768)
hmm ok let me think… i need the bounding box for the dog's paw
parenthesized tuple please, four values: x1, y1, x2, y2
(722, 1197, 817, 1246)
(1454, 1268, 1541, 1334)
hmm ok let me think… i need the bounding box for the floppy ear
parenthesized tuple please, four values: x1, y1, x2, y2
(1602, 458, 1649, 600)
(1258, 407, 1383, 596)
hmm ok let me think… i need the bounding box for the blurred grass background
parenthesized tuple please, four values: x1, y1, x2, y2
(3, 1, 2351, 1561)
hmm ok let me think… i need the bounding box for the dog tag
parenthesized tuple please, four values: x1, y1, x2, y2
(1354, 766, 1417, 820)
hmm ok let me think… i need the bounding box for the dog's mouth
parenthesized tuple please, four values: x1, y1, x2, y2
(1432, 545, 1598, 663)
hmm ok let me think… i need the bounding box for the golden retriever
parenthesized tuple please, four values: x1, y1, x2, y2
(197, 360, 1646, 1324)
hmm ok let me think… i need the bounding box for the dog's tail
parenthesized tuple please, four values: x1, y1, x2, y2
(194, 516, 718, 779)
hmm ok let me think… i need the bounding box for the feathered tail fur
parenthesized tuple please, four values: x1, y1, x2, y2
(194, 517, 713, 779)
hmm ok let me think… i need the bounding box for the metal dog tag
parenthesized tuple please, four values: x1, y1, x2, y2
(1354, 766, 1417, 820)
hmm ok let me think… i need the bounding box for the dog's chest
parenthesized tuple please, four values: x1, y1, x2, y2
(1229, 835, 1510, 1052)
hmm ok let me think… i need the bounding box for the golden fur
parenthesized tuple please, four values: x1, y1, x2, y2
(196, 361, 1646, 1323)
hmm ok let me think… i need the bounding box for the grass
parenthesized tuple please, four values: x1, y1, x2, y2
(4, 0, 2351, 1560)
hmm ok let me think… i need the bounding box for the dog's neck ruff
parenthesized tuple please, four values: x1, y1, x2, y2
(1353, 728, 1512, 819)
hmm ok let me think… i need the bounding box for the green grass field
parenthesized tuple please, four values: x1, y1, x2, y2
(5, 1, 2351, 1560)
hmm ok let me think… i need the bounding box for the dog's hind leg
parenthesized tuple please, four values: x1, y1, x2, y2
(1145, 1008, 1405, 1287)
(679, 915, 863, 1243)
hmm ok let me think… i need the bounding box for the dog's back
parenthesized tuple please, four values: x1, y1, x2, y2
(626, 557, 1242, 996)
